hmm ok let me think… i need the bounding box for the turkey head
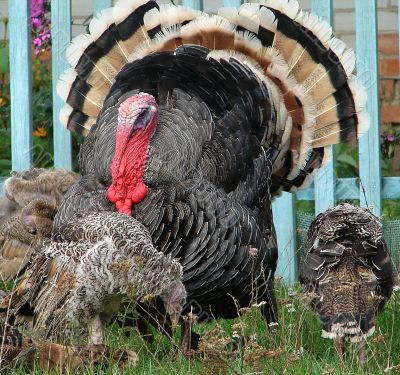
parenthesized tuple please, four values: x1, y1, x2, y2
(107, 93, 159, 216)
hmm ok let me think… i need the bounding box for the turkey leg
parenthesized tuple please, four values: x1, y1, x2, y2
(359, 339, 366, 368)
(88, 315, 104, 345)
(181, 313, 200, 355)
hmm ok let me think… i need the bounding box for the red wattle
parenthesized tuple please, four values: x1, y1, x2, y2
(108, 104, 157, 216)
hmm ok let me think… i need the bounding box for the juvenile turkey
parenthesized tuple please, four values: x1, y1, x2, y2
(300, 203, 394, 365)
(0, 322, 138, 371)
(55, 0, 369, 341)
(0, 168, 77, 282)
(0, 199, 57, 282)
(8, 212, 186, 348)
(2, 168, 77, 210)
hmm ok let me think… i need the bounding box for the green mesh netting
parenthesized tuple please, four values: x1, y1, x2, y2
(296, 211, 400, 269)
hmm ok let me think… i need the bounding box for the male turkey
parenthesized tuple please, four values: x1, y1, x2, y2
(55, 0, 369, 343)
(300, 203, 394, 365)
(8, 211, 186, 349)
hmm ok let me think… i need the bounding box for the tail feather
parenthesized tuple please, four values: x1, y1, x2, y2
(58, 0, 369, 192)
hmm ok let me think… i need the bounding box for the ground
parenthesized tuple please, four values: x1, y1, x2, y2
(3, 280, 400, 375)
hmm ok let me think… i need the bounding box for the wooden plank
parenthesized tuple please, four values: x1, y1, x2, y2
(0, 178, 4, 197)
(297, 177, 400, 201)
(182, 0, 203, 10)
(51, 0, 72, 169)
(8, 0, 33, 171)
(222, 0, 242, 6)
(355, 0, 382, 215)
(272, 193, 297, 284)
(312, 0, 336, 215)
(93, 0, 113, 15)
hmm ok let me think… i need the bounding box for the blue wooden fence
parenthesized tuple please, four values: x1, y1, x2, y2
(3, 0, 400, 283)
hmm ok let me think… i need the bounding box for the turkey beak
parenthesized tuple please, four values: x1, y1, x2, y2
(170, 311, 180, 329)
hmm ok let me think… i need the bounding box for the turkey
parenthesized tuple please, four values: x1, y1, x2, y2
(0, 322, 138, 371)
(54, 0, 369, 344)
(0, 199, 57, 282)
(0, 168, 77, 282)
(2, 168, 77, 210)
(300, 203, 394, 365)
(6, 211, 186, 350)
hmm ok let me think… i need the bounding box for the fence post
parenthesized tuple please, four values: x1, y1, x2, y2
(272, 193, 297, 284)
(93, 0, 113, 15)
(9, 0, 33, 172)
(182, 0, 203, 9)
(222, 0, 243, 6)
(355, 0, 382, 216)
(312, 0, 336, 215)
(51, 0, 72, 169)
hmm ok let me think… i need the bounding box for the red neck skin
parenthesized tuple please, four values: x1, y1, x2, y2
(107, 119, 157, 216)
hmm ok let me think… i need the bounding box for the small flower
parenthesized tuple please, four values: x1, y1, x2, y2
(387, 134, 396, 142)
(33, 127, 47, 138)
(32, 17, 42, 28)
(232, 331, 240, 339)
(252, 301, 267, 308)
(249, 247, 259, 258)
(288, 288, 297, 297)
(0, 97, 7, 106)
(33, 37, 42, 47)
(268, 322, 278, 328)
(285, 303, 296, 313)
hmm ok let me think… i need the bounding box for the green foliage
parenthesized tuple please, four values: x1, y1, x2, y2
(335, 143, 359, 178)
(3, 282, 400, 374)
(0, 43, 9, 74)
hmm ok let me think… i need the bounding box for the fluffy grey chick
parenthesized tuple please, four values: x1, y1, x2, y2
(3, 168, 77, 209)
(0, 199, 57, 281)
(11, 212, 186, 347)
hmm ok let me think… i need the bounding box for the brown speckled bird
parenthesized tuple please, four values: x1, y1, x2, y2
(0, 199, 58, 282)
(0, 322, 138, 371)
(8, 212, 186, 350)
(2, 168, 77, 209)
(300, 203, 394, 365)
(0, 168, 77, 283)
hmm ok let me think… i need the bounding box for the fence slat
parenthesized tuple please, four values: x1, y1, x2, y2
(182, 0, 203, 10)
(51, 0, 72, 169)
(272, 193, 297, 284)
(222, 0, 242, 6)
(93, 0, 113, 15)
(355, 0, 382, 216)
(311, 0, 336, 215)
(9, 0, 33, 172)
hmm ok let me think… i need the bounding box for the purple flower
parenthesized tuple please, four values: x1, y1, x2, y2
(387, 134, 396, 142)
(32, 17, 42, 28)
(31, 0, 45, 18)
(33, 37, 42, 47)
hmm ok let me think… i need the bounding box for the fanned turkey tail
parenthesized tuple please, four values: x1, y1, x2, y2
(57, 0, 368, 195)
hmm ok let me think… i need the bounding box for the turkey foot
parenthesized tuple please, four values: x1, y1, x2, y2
(181, 312, 200, 355)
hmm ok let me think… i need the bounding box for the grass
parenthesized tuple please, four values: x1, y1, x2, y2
(3, 280, 400, 375)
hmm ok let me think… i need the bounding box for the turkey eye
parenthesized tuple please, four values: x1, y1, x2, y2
(138, 109, 147, 120)
(134, 108, 151, 128)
